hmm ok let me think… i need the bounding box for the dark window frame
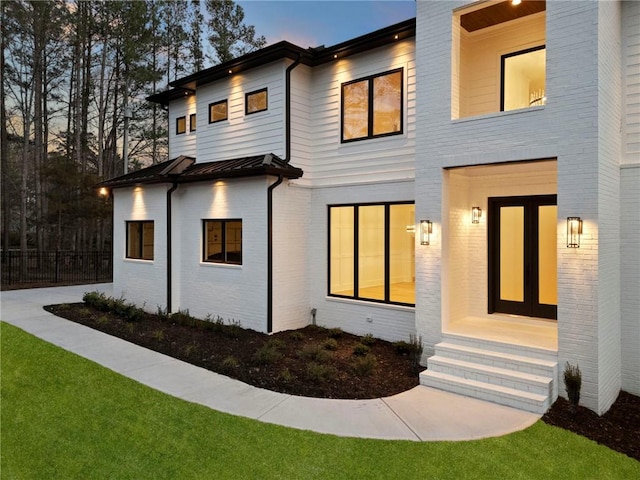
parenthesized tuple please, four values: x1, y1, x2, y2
(341, 68, 404, 143)
(487, 194, 557, 320)
(202, 219, 243, 265)
(500, 45, 546, 112)
(209, 99, 228, 123)
(125, 220, 154, 261)
(327, 201, 415, 307)
(189, 113, 196, 132)
(245, 88, 268, 115)
(176, 116, 186, 135)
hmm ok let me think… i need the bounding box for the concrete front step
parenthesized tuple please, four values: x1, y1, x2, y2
(420, 370, 550, 414)
(435, 342, 558, 378)
(441, 333, 557, 361)
(427, 355, 553, 397)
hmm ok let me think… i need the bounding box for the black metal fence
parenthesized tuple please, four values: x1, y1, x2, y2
(1, 251, 112, 288)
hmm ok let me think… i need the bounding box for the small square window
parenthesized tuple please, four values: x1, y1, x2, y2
(209, 100, 228, 123)
(189, 113, 196, 132)
(203, 219, 242, 264)
(126, 221, 154, 260)
(176, 116, 186, 135)
(245, 88, 268, 115)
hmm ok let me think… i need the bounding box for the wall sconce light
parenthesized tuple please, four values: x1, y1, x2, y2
(567, 217, 583, 248)
(420, 220, 432, 245)
(98, 187, 109, 197)
(471, 206, 482, 224)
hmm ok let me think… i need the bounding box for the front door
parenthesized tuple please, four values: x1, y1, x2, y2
(488, 195, 557, 320)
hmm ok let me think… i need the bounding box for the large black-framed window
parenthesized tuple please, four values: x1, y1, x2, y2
(126, 221, 154, 260)
(500, 45, 546, 112)
(488, 195, 557, 320)
(328, 202, 415, 306)
(245, 88, 268, 115)
(209, 99, 228, 123)
(341, 68, 403, 143)
(203, 219, 243, 265)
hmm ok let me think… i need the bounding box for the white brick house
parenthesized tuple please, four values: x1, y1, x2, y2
(100, 0, 639, 415)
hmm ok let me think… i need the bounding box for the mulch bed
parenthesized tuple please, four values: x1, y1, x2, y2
(46, 302, 639, 461)
(44, 303, 420, 400)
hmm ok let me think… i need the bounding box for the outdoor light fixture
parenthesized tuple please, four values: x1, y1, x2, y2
(567, 217, 583, 248)
(472, 206, 482, 224)
(98, 187, 108, 197)
(420, 220, 432, 245)
(512, 0, 522, 5)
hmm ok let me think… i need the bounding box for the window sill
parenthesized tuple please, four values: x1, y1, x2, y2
(452, 105, 545, 124)
(200, 261, 242, 269)
(124, 258, 154, 264)
(325, 295, 415, 313)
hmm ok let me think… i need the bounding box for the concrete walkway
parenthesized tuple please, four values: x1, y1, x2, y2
(1, 284, 540, 441)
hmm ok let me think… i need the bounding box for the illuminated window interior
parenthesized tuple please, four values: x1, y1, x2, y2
(189, 113, 196, 132)
(176, 116, 186, 135)
(126, 221, 154, 260)
(245, 88, 268, 115)
(342, 69, 403, 142)
(501, 46, 546, 111)
(209, 100, 228, 123)
(329, 203, 415, 305)
(203, 219, 242, 264)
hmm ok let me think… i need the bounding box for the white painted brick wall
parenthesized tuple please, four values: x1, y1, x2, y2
(622, 0, 640, 164)
(112, 185, 169, 311)
(174, 177, 269, 332)
(416, 0, 625, 413)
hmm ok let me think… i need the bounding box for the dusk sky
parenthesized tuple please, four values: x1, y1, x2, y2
(237, 1, 416, 49)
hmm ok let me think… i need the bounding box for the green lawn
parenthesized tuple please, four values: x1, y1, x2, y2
(2, 322, 638, 479)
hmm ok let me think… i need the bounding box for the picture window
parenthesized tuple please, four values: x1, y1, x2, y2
(203, 219, 242, 265)
(126, 221, 154, 260)
(209, 100, 228, 123)
(245, 88, 268, 115)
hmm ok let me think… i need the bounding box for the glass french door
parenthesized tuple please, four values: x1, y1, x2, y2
(488, 195, 557, 320)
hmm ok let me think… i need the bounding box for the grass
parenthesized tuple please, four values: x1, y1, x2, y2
(2, 322, 638, 479)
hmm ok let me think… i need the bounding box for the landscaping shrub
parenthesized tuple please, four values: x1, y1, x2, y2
(150, 330, 165, 342)
(254, 344, 283, 365)
(171, 309, 198, 328)
(278, 368, 293, 383)
(221, 356, 239, 371)
(322, 338, 338, 351)
(351, 354, 377, 377)
(564, 362, 582, 410)
(352, 344, 370, 356)
(298, 344, 332, 363)
(393, 335, 423, 373)
(327, 327, 343, 339)
(289, 331, 305, 341)
(225, 319, 243, 339)
(361, 334, 376, 346)
(305, 362, 336, 383)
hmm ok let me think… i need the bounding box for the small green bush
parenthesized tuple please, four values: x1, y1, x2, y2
(265, 338, 286, 350)
(183, 343, 198, 357)
(156, 306, 170, 321)
(171, 309, 197, 328)
(289, 331, 305, 341)
(96, 315, 109, 325)
(305, 362, 336, 383)
(150, 330, 165, 342)
(225, 319, 243, 339)
(278, 368, 293, 383)
(351, 354, 377, 377)
(83, 291, 109, 311)
(352, 344, 370, 356)
(322, 338, 338, 351)
(221, 356, 239, 371)
(254, 345, 283, 365)
(394, 334, 423, 373)
(298, 344, 332, 363)
(327, 327, 343, 339)
(564, 362, 582, 409)
(360, 334, 376, 346)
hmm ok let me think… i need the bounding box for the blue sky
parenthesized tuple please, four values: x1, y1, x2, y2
(238, 1, 416, 49)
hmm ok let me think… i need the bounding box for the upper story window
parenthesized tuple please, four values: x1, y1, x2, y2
(126, 221, 154, 260)
(245, 88, 268, 115)
(189, 113, 197, 131)
(176, 116, 186, 135)
(341, 68, 403, 143)
(203, 219, 242, 265)
(209, 100, 228, 123)
(501, 46, 546, 111)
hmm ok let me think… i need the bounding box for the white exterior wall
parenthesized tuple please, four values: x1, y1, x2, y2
(289, 64, 313, 174)
(307, 181, 416, 343)
(297, 41, 415, 187)
(416, 0, 620, 413)
(195, 61, 287, 163)
(621, 165, 640, 396)
(112, 184, 169, 311)
(272, 182, 312, 332)
(168, 95, 197, 159)
(174, 177, 269, 332)
(620, 0, 640, 397)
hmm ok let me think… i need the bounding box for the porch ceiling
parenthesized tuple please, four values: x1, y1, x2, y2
(460, 1, 546, 33)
